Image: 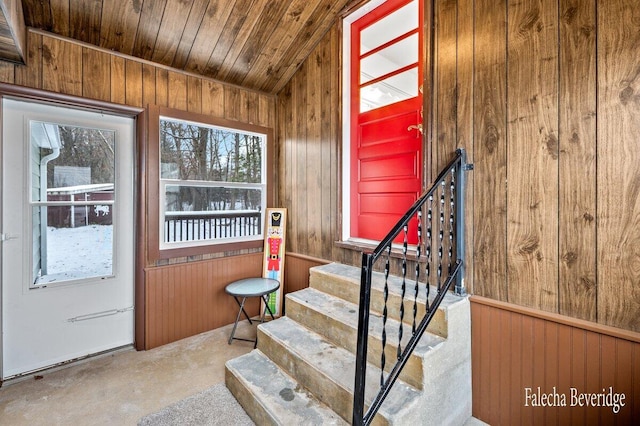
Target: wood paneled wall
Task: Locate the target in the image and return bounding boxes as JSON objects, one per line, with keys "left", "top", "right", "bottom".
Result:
{"left": 0, "top": 29, "right": 278, "bottom": 349}
{"left": 277, "top": 24, "right": 346, "bottom": 263}
{"left": 0, "top": 29, "right": 275, "bottom": 127}
{"left": 278, "top": 4, "right": 640, "bottom": 422}
{"left": 144, "top": 253, "right": 263, "bottom": 349}
{"left": 471, "top": 296, "right": 640, "bottom": 425}
{"left": 283, "top": 253, "right": 330, "bottom": 308}
{"left": 278, "top": 1, "right": 640, "bottom": 332}
{"left": 465, "top": 0, "right": 638, "bottom": 332}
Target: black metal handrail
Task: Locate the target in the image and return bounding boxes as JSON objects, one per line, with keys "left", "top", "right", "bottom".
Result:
{"left": 352, "top": 149, "right": 470, "bottom": 425}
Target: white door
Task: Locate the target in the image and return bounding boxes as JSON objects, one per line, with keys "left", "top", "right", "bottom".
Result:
{"left": 1, "top": 98, "right": 135, "bottom": 379}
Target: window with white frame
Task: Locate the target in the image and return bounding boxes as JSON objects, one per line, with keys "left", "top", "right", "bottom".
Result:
{"left": 159, "top": 116, "right": 267, "bottom": 249}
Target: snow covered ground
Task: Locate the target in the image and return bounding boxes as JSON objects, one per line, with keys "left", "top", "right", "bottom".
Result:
{"left": 36, "top": 225, "right": 113, "bottom": 284}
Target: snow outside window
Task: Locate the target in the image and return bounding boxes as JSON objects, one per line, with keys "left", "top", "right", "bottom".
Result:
{"left": 30, "top": 120, "right": 116, "bottom": 286}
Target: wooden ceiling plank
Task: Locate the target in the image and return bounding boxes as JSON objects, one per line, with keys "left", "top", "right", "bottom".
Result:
{"left": 268, "top": 0, "right": 350, "bottom": 93}
{"left": 242, "top": 0, "right": 319, "bottom": 91}
{"left": 171, "top": 0, "right": 210, "bottom": 70}
{"left": 182, "top": 0, "right": 236, "bottom": 76}
{"left": 21, "top": 0, "right": 348, "bottom": 94}
{"left": 69, "top": 0, "right": 102, "bottom": 45}
{"left": 50, "top": 0, "right": 70, "bottom": 37}
{"left": 131, "top": 0, "right": 167, "bottom": 60}
{"left": 99, "top": 0, "right": 142, "bottom": 54}
{"left": 213, "top": 0, "right": 271, "bottom": 83}
{"left": 150, "top": 0, "right": 194, "bottom": 66}
{"left": 202, "top": 0, "right": 256, "bottom": 78}
{"left": 221, "top": 0, "right": 291, "bottom": 85}
{"left": 21, "top": 0, "right": 53, "bottom": 31}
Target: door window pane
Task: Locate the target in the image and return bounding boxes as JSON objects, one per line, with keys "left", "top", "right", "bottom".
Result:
{"left": 30, "top": 121, "right": 116, "bottom": 286}
{"left": 360, "top": 33, "right": 418, "bottom": 84}
{"left": 34, "top": 206, "right": 113, "bottom": 285}
{"left": 360, "top": 1, "right": 418, "bottom": 54}
{"left": 360, "top": 67, "right": 419, "bottom": 112}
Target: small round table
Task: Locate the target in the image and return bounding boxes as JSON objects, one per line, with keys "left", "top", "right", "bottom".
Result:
{"left": 225, "top": 277, "right": 280, "bottom": 346}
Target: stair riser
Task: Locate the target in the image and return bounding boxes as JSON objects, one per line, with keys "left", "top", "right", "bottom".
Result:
{"left": 285, "top": 295, "right": 424, "bottom": 390}
{"left": 226, "top": 350, "right": 350, "bottom": 425}
{"left": 257, "top": 327, "right": 389, "bottom": 426}
{"left": 310, "top": 271, "right": 448, "bottom": 338}
{"left": 225, "top": 367, "right": 278, "bottom": 426}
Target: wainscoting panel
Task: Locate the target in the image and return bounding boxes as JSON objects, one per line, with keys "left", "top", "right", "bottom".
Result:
{"left": 471, "top": 296, "right": 640, "bottom": 425}
{"left": 144, "top": 253, "right": 263, "bottom": 349}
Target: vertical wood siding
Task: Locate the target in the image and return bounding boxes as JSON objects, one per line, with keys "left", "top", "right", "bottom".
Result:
{"left": 471, "top": 297, "right": 640, "bottom": 425}
{"left": 473, "top": 0, "right": 508, "bottom": 302}
{"left": 277, "top": 24, "right": 348, "bottom": 263}
{"left": 596, "top": 0, "right": 640, "bottom": 333}
{"left": 0, "top": 30, "right": 275, "bottom": 129}
{"left": 558, "top": 0, "right": 597, "bottom": 322}
{"left": 447, "top": 0, "right": 637, "bottom": 332}
{"left": 276, "top": 3, "right": 640, "bottom": 422}
{"left": 505, "top": 0, "right": 559, "bottom": 312}
{"left": 276, "top": 0, "right": 640, "bottom": 333}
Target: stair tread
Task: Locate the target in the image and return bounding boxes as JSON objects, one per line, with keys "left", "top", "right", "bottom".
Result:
{"left": 226, "top": 349, "right": 347, "bottom": 425}
{"left": 312, "top": 262, "right": 464, "bottom": 309}
{"left": 288, "top": 287, "right": 446, "bottom": 356}
{"left": 260, "top": 316, "right": 422, "bottom": 418}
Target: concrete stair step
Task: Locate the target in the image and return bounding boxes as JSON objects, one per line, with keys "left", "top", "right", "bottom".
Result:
{"left": 309, "top": 263, "right": 461, "bottom": 338}
{"left": 257, "top": 316, "right": 422, "bottom": 425}
{"left": 225, "top": 349, "right": 347, "bottom": 425}
{"left": 285, "top": 287, "right": 446, "bottom": 389}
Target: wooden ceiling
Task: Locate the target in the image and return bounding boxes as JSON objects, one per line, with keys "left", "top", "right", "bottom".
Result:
{"left": 18, "top": 0, "right": 358, "bottom": 94}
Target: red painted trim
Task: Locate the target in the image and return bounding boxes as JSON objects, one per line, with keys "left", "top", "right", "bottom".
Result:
{"left": 359, "top": 28, "right": 419, "bottom": 61}
{"left": 359, "top": 63, "right": 420, "bottom": 90}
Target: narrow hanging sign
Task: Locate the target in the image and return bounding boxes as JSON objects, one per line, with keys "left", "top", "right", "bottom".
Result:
{"left": 262, "top": 208, "right": 287, "bottom": 316}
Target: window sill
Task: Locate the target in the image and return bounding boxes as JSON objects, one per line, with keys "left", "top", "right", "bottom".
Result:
{"left": 156, "top": 239, "right": 263, "bottom": 261}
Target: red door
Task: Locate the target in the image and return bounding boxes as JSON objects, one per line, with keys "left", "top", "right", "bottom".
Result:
{"left": 350, "top": 0, "right": 423, "bottom": 242}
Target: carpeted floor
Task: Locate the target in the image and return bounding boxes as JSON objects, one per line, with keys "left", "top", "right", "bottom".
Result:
{"left": 138, "top": 383, "right": 254, "bottom": 426}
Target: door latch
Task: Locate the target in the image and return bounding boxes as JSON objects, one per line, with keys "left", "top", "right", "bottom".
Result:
{"left": 407, "top": 123, "right": 423, "bottom": 135}
{"left": 1, "top": 233, "right": 18, "bottom": 242}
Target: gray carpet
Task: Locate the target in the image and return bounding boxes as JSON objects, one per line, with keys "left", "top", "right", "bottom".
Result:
{"left": 138, "top": 383, "right": 255, "bottom": 426}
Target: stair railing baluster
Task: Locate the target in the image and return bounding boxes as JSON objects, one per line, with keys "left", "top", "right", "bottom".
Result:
{"left": 437, "top": 180, "right": 444, "bottom": 292}
{"left": 398, "top": 225, "right": 408, "bottom": 358}
{"left": 425, "top": 195, "right": 432, "bottom": 312}
{"left": 381, "top": 244, "right": 391, "bottom": 386}
{"left": 413, "top": 211, "right": 422, "bottom": 334}
{"left": 353, "top": 149, "right": 470, "bottom": 426}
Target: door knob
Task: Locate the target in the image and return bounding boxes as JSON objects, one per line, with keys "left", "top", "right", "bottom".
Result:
{"left": 407, "top": 123, "right": 423, "bottom": 135}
